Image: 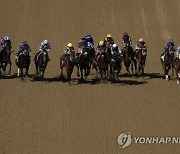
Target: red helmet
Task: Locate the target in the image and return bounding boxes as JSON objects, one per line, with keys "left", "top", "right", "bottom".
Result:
{"left": 123, "top": 32, "right": 128, "bottom": 37}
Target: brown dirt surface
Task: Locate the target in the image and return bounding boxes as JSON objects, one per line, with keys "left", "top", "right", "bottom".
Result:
{"left": 0, "top": 0, "right": 180, "bottom": 153}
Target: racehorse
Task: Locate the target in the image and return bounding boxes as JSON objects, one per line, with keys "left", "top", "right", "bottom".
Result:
{"left": 35, "top": 51, "right": 49, "bottom": 79}
{"left": 122, "top": 43, "right": 136, "bottom": 75}
{"left": 110, "top": 51, "right": 122, "bottom": 81}
{"left": 95, "top": 52, "right": 108, "bottom": 80}
{"left": 0, "top": 41, "right": 12, "bottom": 75}
{"left": 76, "top": 47, "right": 91, "bottom": 80}
{"left": 60, "top": 52, "right": 75, "bottom": 82}
{"left": 15, "top": 50, "right": 30, "bottom": 78}
{"left": 136, "top": 47, "right": 147, "bottom": 76}
{"left": 174, "top": 53, "right": 180, "bottom": 84}
{"left": 161, "top": 46, "right": 174, "bottom": 80}
{"left": 88, "top": 47, "right": 96, "bottom": 69}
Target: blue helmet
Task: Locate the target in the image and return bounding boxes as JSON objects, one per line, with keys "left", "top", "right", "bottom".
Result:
{"left": 22, "top": 41, "right": 27, "bottom": 45}
{"left": 169, "top": 39, "right": 174, "bottom": 45}
{"left": 85, "top": 34, "right": 92, "bottom": 39}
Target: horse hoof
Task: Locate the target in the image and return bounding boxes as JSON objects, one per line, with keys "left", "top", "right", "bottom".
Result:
{"left": 178, "top": 73, "right": 180, "bottom": 78}
{"left": 165, "top": 75, "right": 169, "bottom": 80}
{"left": 177, "top": 80, "right": 180, "bottom": 85}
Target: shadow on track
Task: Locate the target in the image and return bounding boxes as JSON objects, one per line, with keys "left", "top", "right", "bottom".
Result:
{"left": 0, "top": 74, "right": 17, "bottom": 79}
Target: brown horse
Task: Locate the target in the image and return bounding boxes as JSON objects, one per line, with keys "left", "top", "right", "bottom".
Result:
{"left": 122, "top": 43, "right": 136, "bottom": 75}
{"left": 136, "top": 48, "right": 147, "bottom": 76}
{"left": 16, "top": 50, "right": 31, "bottom": 78}
{"left": 95, "top": 52, "right": 108, "bottom": 80}
{"left": 161, "top": 46, "right": 174, "bottom": 80}
{"left": 110, "top": 51, "right": 122, "bottom": 81}
{"left": 174, "top": 54, "right": 180, "bottom": 84}
{"left": 0, "top": 41, "right": 12, "bottom": 75}
{"left": 60, "top": 52, "right": 75, "bottom": 82}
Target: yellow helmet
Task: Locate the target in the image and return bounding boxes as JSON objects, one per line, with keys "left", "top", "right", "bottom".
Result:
{"left": 67, "top": 43, "right": 73, "bottom": 48}
{"left": 107, "top": 34, "right": 112, "bottom": 38}
{"left": 99, "top": 41, "right": 104, "bottom": 46}
{"left": 138, "top": 38, "right": 144, "bottom": 42}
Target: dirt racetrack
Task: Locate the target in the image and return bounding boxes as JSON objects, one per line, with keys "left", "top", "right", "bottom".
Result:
{"left": 0, "top": 0, "right": 180, "bottom": 153}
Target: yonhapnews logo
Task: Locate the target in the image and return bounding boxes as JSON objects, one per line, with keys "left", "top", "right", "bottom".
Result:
{"left": 117, "top": 132, "right": 180, "bottom": 149}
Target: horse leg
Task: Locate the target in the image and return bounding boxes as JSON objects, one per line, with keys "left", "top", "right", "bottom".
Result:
{"left": 100, "top": 70, "right": 103, "bottom": 80}
{"left": 171, "top": 64, "right": 174, "bottom": 78}
{"left": 124, "top": 61, "right": 130, "bottom": 75}
{"left": 35, "top": 63, "right": 39, "bottom": 76}
{"left": 76, "top": 65, "right": 80, "bottom": 78}
{"left": 21, "top": 68, "right": 24, "bottom": 79}
{"left": 17, "top": 68, "right": 20, "bottom": 77}
{"left": 25, "top": 67, "right": 29, "bottom": 77}
{"left": 60, "top": 67, "right": 64, "bottom": 78}
{"left": 9, "top": 62, "right": 12, "bottom": 74}
{"left": 165, "top": 65, "right": 169, "bottom": 80}
{"left": 80, "top": 68, "right": 83, "bottom": 80}
{"left": 177, "top": 71, "right": 180, "bottom": 84}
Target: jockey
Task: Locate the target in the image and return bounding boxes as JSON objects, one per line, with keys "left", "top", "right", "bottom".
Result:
{"left": 175, "top": 46, "right": 180, "bottom": 60}
{"left": 0, "top": 35, "right": 11, "bottom": 52}
{"left": 17, "top": 41, "right": 31, "bottom": 55}
{"left": 63, "top": 43, "right": 75, "bottom": 64}
{"left": 111, "top": 44, "right": 122, "bottom": 56}
{"left": 164, "top": 39, "right": 175, "bottom": 53}
{"left": 122, "top": 32, "right": 132, "bottom": 48}
{"left": 104, "top": 34, "right": 114, "bottom": 47}
{"left": 16, "top": 41, "right": 31, "bottom": 61}
{"left": 135, "top": 38, "right": 147, "bottom": 50}
{"left": 97, "top": 40, "right": 106, "bottom": 54}
{"left": 64, "top": 42, "right": 75, "bottom": 55}
{"left": 35, "top": 40, "right": 51, "bottom": 61}
{"left": 93, "top": 40, "right": 106, "bottom": 68}
{"left": 83, "top": 34, "right": 94, "bottom": 49}
{"left": 135, "top": 38, "right": 147, "bottom": 59}
{"left": 161, "top": 39, "right": 175, "bottom": 61}
{"left": 39, "top": 40, "right": 51, "bottom": 52}
{"left": 77, "top": 40, "right": 84, "bottom": 54}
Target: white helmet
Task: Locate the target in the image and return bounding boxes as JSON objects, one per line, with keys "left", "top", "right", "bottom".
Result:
{"left": 4, "top": 36, "right": 10, "bottom": 41}
{"left": 113, "top": 44, "right": 117, "bottom": 48}
{"left": 43, "top": 40, "right": 48, "bottom": 44}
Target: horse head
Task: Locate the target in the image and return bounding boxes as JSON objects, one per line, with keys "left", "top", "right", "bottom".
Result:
{"left": 169, "top": 46, "right": 174, "bottom": 55}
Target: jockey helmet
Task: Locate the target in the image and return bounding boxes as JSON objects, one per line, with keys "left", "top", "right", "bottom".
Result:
{"left": 4, "top": 36, "right": 10, "bottom": 41}
{"left": 123, "top": 32, "right": 128, "bottom": 37}
{"left": 138, "top": 38, "right": 144, "bottom": 42}
{"left": 43, "top": 40, "right": 49, "bottom": 45}
{"left": 112, "top": 44, "right": 117, "bottom": 48}
{"left": 107, "top": 34, "right": 112, "bottom": 38}
{"left": 85, "top": 34, "right": 92, "bottom": 38}
{"left": 67, "top": 42, "right": 73, "bottom": 48}
{"left": 99, "top": 41, "right": 104, "bottom": 46}
{"left": 22, "top": 41, "right": 27, "bottom": 45}
{"left": 169, "top": 39, "right": 174, "bottom": 45}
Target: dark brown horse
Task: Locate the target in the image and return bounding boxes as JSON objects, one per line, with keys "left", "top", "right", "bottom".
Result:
{"left": 110, "top": 51, "right": 122, "bottom": 81}
{"left": 76, "top": 47, "right": 91, "bottom": 80}
{"left": 60, "top": 52, "right": 75, "bottom": 82}
{"left": 174, "top": 53, "right": 180, "bottom": 84}
{"left": 35, "top": 51, "right": 49, "bottom": 79}
{"left": 122, "top": 43, "right": 136, "bottom": 75}
{"left": 0, "top": 41, "right": 12, "bottom": 75}
{"left": 136, "top": 48, "right": 147, "bottom": 76}
{"left": 161, "top": 46, "right": 174, "bottom": 80}
{"left": 16, "top": 50, "right": 30, "bottom": 78}
{"left": 95, "top": 52, "right": 108, "bottom": 80}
